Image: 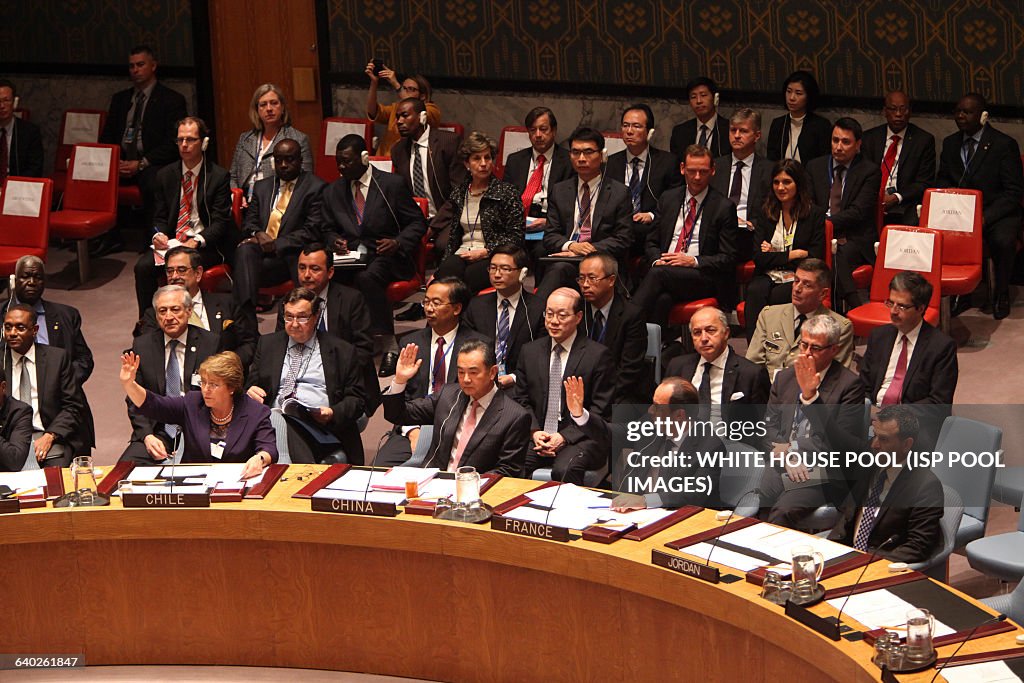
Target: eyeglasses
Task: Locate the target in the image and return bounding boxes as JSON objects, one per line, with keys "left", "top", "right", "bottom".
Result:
{"left": 488, "top": 265, "right": 520, "bottom": 274}
{"left": 199, "top": 379, "right": 224, "bottom": 390}
{"left": 423, "top": 299, "right": 451, "bottom": 310}
{"left": 544, "top": 310, "right": 574, "bottom": 322}
{"left": 569, "top": 148, "right": 600, "bottom": 157}
{"left": 165, "top": 266, "right": 193, "bottom": 275}
{"left": 798, "top": 341, "right": 833, "bottom": 353}
{"left": 575, "top": 274, "right": 612, "bottom": 285}
{"left": 176, "top": 136, "right": 200, "bottom": 145}
{"left": 283, "top": 315, "right": 312, "bottom": 324}
{"left": 883, "top": 299, "right": 917, "bottom": 312}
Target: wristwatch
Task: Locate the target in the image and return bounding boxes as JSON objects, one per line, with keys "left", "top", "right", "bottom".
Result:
{"left": 138, "top": 158, "right": 150, "bottom": 171}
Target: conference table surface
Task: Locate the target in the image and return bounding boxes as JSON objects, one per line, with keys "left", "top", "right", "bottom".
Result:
{"left": 0, "top": 465, "right": 1019, "bottom": 682}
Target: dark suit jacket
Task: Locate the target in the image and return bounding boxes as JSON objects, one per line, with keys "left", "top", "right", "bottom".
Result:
{"left": 151, "top": 160, "right": 233, "bottom": 253}
{"left": 583, "top": 295, "right": 650, "bottom": 405}
{"left": 766, "top": 112, "right": 833, "bottom": 164}
{"left": 463, "top": 289, "right": 545, "bottom": 379}
{"left": 2, "top": 298, "right": 94, "bottom": 385}
{"left": 397, "top": 324, "right": 488, "bottom": 400}
{"left": 100, "top": 82, "right": 188, "bottom": 168}
{"left": 383, "top": 384, "right": 531, "bottom": 477}
{"left": 511, "top": 334, "right": 615, "bottom": 445}
{"left": 320, "top": 168, "right": 427, "bottom": 267}
{"left": 645, "top": 185, "right": 738, "bottom": 298}
{"left": 751, "top": 204, "right": 826, "bottom": 275}
{"left": 605, "top": 146, "right": 683, "bottom": 218}
{"left": 503, "top": 145, "right": 575, "bottom": 218}
{"left": 937, "top": 124, "right": 1024, "bottom": 228}
{"left": 0, "top": 397, "right": 33, "bottom": 472}
{"left": 137, "top": 390, "right": 277, "bottom": 464}
{"left": 8, "top": 118, "right": 44, "bottom": 177}
{"left": 861, "top": 123, "right": 936, "bottom": 225}
{"left": 665, "top": 346, "right": 770, "bottom": 423}
{"left": 274, "top": 283, "right": 379, "bottom": 415}
{"left": 139, "top": 291, "right": 257, "bottom": 369}
{"left": 542, "top": 176, "right": 634, "bottom": 259}
{"left": 247, "top": 331, "right": 366, "bottom": 464}
{"left": 829, "top": 465, "right": 944, "bottom": 563}
{"left": 5, "top": 344, "right": 90, "bottom": 454}
{"left": 711, "top": 153, "right": 773, "bottom": 224}
{"left": 243, "top": 171, "right": 325, "bottom": 253}
{"left": 807, "top": 154, "right": 882, "bottom": 261}
{"left": 670, "top": 114, "right": 731, "bottom": 161}
{"left": 127, "top": 325, "right": 219, "bottom": 447}
{"left": 442, "top": 175, "right": 525, "bottom": 257}
{"left": 390, "top": 127, "right": 465, "bottom": 210}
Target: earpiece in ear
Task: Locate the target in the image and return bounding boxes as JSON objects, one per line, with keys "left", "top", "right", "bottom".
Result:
{"left": 360, "top": 150, "right": 370, "bottom": 165}
{"left": 419, "top": 110, "right": 427, "bottom": 126}
{"left": 9, "top": 275, "right": 15, "bottom": 291}
{"left": 713, "top": 92, "right": 720, "bottom": 107}
{"left": 13, "top": 96, "right": 19, "bottom": 110}
{"left": 201, "top": 137, "right": 209, "bottom": 152}
{"left": 980, "top": 111, "right": 990, "bottom": 126}
{"left": 602, "top": 148, "right": 608, "bottom": 163}
{"left": 519, "top": 266, "right": 528, "bottom": 283}
{"left": 647, "top": 128, "right": 656, "bottom": 143}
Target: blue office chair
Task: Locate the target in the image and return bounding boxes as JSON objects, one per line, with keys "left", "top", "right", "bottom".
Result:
{"left": 966, "top": 492, "right": 1024, "bottom": 582}
{"left": 721, "top": 441, "right": 763, "bottom": 517}
{"left": 993, "top": 467, "right": 1024, "bottom": 509}
{"left": 909, "top": 485, "right": 963, "bottom": 582}
{"left": 982, "top": 580, "right": 1024, "bottom": 626}
{"left": 931, "top": 416, "right": 1000, "bottom": 549}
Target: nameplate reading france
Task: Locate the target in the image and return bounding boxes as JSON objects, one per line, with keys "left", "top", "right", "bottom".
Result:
{"left": 0, "top": 497, "right": 21, "bottom": 514}
{"left": 490, "top": 515, "right": 571, "bottom": 542}
{"left": 122, "top": 492, "right": 211, "bottom": 508}
{"left": 651, "top": 549, "right": 721, "bottom": 583}
{"left": 310, "top": 497, "right": 398, "bottom": 517}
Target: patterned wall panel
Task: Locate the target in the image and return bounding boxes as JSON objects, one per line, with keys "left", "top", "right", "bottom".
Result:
{"left": 327, "top": 0, "right": 1023, "bottom": 106}
{"left": 4, "top": 1, "right": 193, "bottom": 67}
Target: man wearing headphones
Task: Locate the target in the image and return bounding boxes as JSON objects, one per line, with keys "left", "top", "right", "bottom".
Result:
{"left": 0, "top": 79, "right": 44, "bottom": 179}
{"left": 605, "top": 103, "right": 682, "bottom": 255}
{"left": 937, "top": 93, "right": 1024, "bottom": 320}
{"left": 320, "top": 134, "right": 427, "bottom": 375}
{"left": 133, "top": 116, "right": 232, "bottom": 317}
{"left": 669, "top": 77, "right": 730, "bottom": 162}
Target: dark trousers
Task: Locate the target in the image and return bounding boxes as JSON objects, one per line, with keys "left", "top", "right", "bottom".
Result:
{"left": 434, "top": 255, "right": 491, "bottom": 294}
{"left": 134, "top": 247, "right": 223, "bottom": 316}
{"left": 985, "top": 216, "right": 1019, "bottom": 296}
{"left": 337, "top": 254, "right": 412, "bottom": 336}
{"left": 834, "top": 241, "right": 874, "bottom": 311}
{"left": 119, "top": 437, "right": 173, "bottom": 465}
{"left": 534, "top": 261, "right": 581, "bottom": 307}
{"left": 744, "top": 276, "right": 794, "bottom": 341}
{"left": 374, "top": 430, "right": 412, "bottom": 467}
{"left": 523, "top": 438, "right": 602, "bottom": 485}
{"left": 632, "top": 265, "right": 717, "bottom": 327}
{"left": 232, "top": 243, "right": 297, "bottom": 307}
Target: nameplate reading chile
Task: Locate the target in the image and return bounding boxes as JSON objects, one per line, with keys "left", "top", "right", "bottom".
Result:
{"left": 490, "top": 515, "right": 571, "bottom": 542}
{"left": 310, "top": 497, "right": 398, "bottom": 517}
{"left": 651, "top": 549, "right": 721, "bottom": 583}
{"left": 122, "top": 492, "right": 211, "bottom": 508}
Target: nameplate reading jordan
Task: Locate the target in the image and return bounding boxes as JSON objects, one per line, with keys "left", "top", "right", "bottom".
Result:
{"left": 0, "top": 497, "right": 21, "bottom": 514}
{"left": 121, "top": 492, "right": 211, "bottom": 508}
{"left": 651, "top": 549, "right": 720, "bottom": 583}
{"left": 490, "top": 515, "right": 571, "bottom": 542}
{"left": 310, "top": 497, "right": 398, "bottom": 517}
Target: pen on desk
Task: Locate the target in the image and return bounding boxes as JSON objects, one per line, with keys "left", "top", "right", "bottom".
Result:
{"left": 12, "top": 488, "right": 39, "bottom": 497}
{"left": 129, "top": 480, "right": 168, "bottom": 485}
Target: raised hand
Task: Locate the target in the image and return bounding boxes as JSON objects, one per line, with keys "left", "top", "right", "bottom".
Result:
{"left": 564, "top": 376, "right": 585, "bottom": 418}
{"left": 120, "top": 352, "right": 141, "bottom": 385}
{"left": 394, "top": 343, "right": 422, "bottom": 384}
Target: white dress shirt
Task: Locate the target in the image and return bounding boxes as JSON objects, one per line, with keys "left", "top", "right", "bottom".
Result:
{"left": 10, "top": 345, "right": 42, "bottom": 431}
{"left": 409, "top": 125, "right": 435, "bottom": 215}
{"left": 668, "top": 187, "right": 708, "bottom": 259}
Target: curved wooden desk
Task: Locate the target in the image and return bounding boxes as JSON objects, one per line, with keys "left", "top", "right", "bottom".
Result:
{"left": 0, "top": 468, "right": 1017, "bottom": 682}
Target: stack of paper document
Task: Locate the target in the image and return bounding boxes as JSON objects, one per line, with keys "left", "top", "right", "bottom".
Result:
{"left": 0, "top": 469, "right": 48, "bottom": 496}
{"left": 941, "top": 662, "right": 1022, "bottom": 683}
{"left": 316, "top": 469, "right": 405, "bottom": 505}
{"left": 501, "top": 483, "right": 631, "bottom": 530}
{"left": 371, "top": 467, "right": 438, "bottom": 492}
{"left": 824, "top": 589, "right": 956, "bottom": 636}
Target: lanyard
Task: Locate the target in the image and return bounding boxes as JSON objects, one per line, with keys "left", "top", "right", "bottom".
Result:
{"left": 679, "top": 193, "right": 709, "bottom": 252}
{"left": 463, "top": 187, "right": 483, "bottom": 244}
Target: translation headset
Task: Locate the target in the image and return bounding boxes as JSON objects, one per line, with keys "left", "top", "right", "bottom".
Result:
{"left": 360, "top": 150, "right": 370, "bottom": 165}
{"left": 980, "top": 110, "right": 990, "bottom": 126}
{"left": 647, "top": 128, "right": 656, "bottom": 142}
{"left": 713, "top": 92, "right": 720, "bottom": 107}
{"left": 13, "top": 96, "right": 19, "bottom": 110}
{"left": 419, "top": 110, "right": 427, "bottom": 126}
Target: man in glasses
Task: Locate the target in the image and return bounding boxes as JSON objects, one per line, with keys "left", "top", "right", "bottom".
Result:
{"left": 859, "top": 271, "right": 956, "bottom": 451}
{"left": 120, "top": 285, "right": 218, "bottom": 464}
{"left": 463, "top": 246, "right": 545, "bottom": 389}
{"left": 758, "top": 314, "right": 865, "bottom": 529}
{"left": 133, "top": 116, "right": 232, "bottom": 317}
{"left": 135, "top": 246, "right": 257, "bottom": 368}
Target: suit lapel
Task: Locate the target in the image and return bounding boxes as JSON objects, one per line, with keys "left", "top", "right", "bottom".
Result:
{"left": 721, "top": 348, "right": 738, "bottom": 403}
{"left": 463, "top": 391, "right": 502, "bottom": 457}
{"left": 902, "top": 324, "right": 929, "bottom": 392}
{"left": 267, "top": 333, "right": 288, "bottom": 397}
{"left": 966, "top": 128, "right": 995, "bottom": 181}
{"left": 281, "top": 173, "right": 308, "bottom": 234}
{"left": 662, "top": 191, "right": 684, "bottom": 249}
{"left": 183, "top": 327, "right": 201, "bottom": 388}
{"left": 875, "top": 326, "right": 899, "bottom": 396}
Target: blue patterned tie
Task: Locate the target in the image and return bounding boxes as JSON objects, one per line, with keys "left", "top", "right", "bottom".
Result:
{"left": 628, "top": 157, "right": 642, "bottom": 212}
{"left": 496, "top": 299, "right": 511, "bottom": 372}
{"left": 165, "top": 340, "right": 181, "bottom": 439}
{"left": 854, "top": 472, "right": 888, "bottom": 551}
{"left": 278, "top": 343, "right": 305, "bottom": 405}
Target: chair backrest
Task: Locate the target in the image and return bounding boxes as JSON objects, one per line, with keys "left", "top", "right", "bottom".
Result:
{"left": 720, "top": 441, "right": 764, "bottom": 510}
{"left": 932, "top": 416, "right": 1001, "bottom": 525}
{"left": 55, "top": 109, "right": 107, "bottom": 173}
{"left": 0, "top": 176, "right": 53, "bottom": 251}
{"left": 438, "top": 122, "right": 464, "bottom": 139}
{"left": 498, "top": 126, "right": 531, "bottom": 170}
{"left": 645, "top": 323, "right": 661, "bottom": 384}
{"left": 868, "top": 225, "right": 942, "bottom": 310}
{"left": 230, "top": 187, "right": 244, "bottom": 229}
{"left": 64, "top": 144, "right": 118, "bottom": 213}
{"left": 317, "top": 118, "right": 374, "bottom": 183}
{"left": 931, "top": 485, "right": 964, "bottom": 568}
{"left": 603, "top": 131, "right": 626, "bottom": 157}
{"left": 919, "top": 188, "right": 983, "bottom": 267}
{"left": 369, "top": 156, "right": 393, "bottom": 173}
{"left": 413, "top": 196, "right": 429, "bottom": 219}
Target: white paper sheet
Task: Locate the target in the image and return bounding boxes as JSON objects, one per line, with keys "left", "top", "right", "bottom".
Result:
{"left": 325, "top": 469, "right": 381, "bottom": 492}
{"left": 324, "top": 121, "right": 364, "bottom": 155}
{"left": 2, "top": 180, "right": 44, "bottom": 217}
{"left": 417, "top": 478, "right": 458, "bottom": 500}
{"left": 371, "top": 466, "right": 438, "bottom": 492}
{"left": 720, "top": 524, "right": 853, "bottom": 565}
{"left": 368, "top": 158, "right": 392, "bottom": 173}
{"left": 941, "top": 661, "right": 1021, "bottom": 683}
{"left": 128, "top": 466, "right": 165, "bottom": 481}
{"left": 525, "top": 483, "right": 606, "bottom": 509}
{"left": 0, "top": 469, "right": 47, "bottom": 492}
{"left": 63, "top": 112, "right": 102, "bottom": 145}
{"left": 679, "top": 541, "right": 769, "bottom": 573}
{"left": 312, "top": 488, "right": 405, "bottom": 505}
{"left": 824, "top": 589, "right": 955, "bottom": 637}
{"left": 924, "top": 191, "right": 977, "bottom": 233}
{"left": 883, "top": 230, "right": 935, "bottom": 272}
{"left": 71, "top": 145, "right": 112, "bottom": 181}
{"left": 502, "top": 504, "right": 605, "bottom": 530}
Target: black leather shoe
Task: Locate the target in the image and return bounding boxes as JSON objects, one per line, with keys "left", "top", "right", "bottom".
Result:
{"left": 950, "top": 295, "right": 972, "bottom": 317}
{"left": 994, "top": 293, "right": 1011, "bottom": 320}
{"left": 396, "top": 303, "right": 425, "bottom": 321}
{"left": 378, "top": 351, "right": 399, "bottom": 377}
{"left": 89, "top": 234, "right": 124, "bottom": 257}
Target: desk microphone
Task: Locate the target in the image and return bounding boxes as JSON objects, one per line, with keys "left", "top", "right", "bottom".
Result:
{"left": 360, "top": 461, "right": 376, "bottom": 502}
{"left": 833, "top": 534, "right": 900, "bottom": 633}
{"left": 168, "top": 429, "right": 182, "bottom": 488}
{"left": 926, "top": 612, "right": 1008, "bottom": 683}
{"left": 705, "top": 487, "right": 760, "bottom": 568}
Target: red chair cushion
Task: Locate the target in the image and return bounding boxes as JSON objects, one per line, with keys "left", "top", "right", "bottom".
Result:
{"left": 852, "top": 265, "right": 873, "bottom": 290}
{"left": 940, "top": 264, "right": 983, "bottom": 297}
{"left": 387, "top": 276, "right": 424, "bottom": 303}
{"left": 849, "top": 302, "right": 940, "bottom": 337}
{"left": 201, "top": 264, "right": 232, "bottom": 293}
{"left": 738, "top": 260, "right": 755, "bottom": 283}
{"left": 260, "top": 280, "right": 294, "bottom": 298}
{"left": 118, "top": 184, "right": 143, "bottom": 207}
{"left": 737, "top": 301, "right": 745, "bottom": 327}
{"left": 50, "top": 210, "right": 117, "bottom": 239}
{"left": 667, "top": 298, "right": 719, "bottom": 325}
{"left": 0, "top": 248, "right": 45, "bottom": 275}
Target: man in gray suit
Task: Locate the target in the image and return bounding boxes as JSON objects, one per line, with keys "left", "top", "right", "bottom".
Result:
{"left": 747, "top": 258, "right": 853, "bottom": 381}
{"left": 758, "top": 314, "right": 866, "bottom": 529}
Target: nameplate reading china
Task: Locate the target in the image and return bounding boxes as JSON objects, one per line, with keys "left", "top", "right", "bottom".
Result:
{"left": 310, "top": 497, "right": 398, "bottom": 517}
{"left": 490, "top": 515, "right": 571, "bottom": 542}
{"left": 122, "top": 492, "right": 211, "bottom": 508}
{"left": 0, "top": 497, "right": 21, "bottom": 514}
{"left": 651, "top": 549, "right": 721, "bottom": 583}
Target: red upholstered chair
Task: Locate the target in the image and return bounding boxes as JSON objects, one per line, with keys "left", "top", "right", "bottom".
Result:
{"left": 316, "top": 118, "right": 375, "bottom": 183}
{"left": 49, "top": 144, "right": 119, "bottom": 283}
{"left": 259, "top": 280, "right": 295, "bottom": 299}
{"left": 387, "top": 197, "right": 431, "bottom": 303}
{"left": 51, "top": 109, "right": 107, "bottom": 196}
{"left": 0, "top": 177, "right": 53, "bottom": 275}
{"left": 437, "top": 122, "right": 464, "bottom": 139}
{"left": 667, "top": 298, "right": 720, "bottom": 326}
{"left": 846, "top": 226, "right": 943, "bottom": 338}
{"left": 496, "top": 126, "right": 530, "bottom": 179}
{"left": 919, "top": 188, "right": 983, "bottom": 325}
{"left": 198, "top": 188, "right": 244, "bottom": 294}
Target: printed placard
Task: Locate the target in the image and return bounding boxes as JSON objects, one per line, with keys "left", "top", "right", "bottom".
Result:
{"left": 324, "top": 121, "right": 364, "bottom": 156}
{"left": 369, "top": 158, "right": 393, "bottom": 173}
{"left": 926, "top": 192, "right": 976, "bottom": 233}
{"left": 2, "top": 180, "right": 44, "bottom": 217}
{"left": 883, "top": 230, "right": 935, "bottom": 272}
{"left": 63, "top": 112, "right": 102, "bottom": 145}
{"left": 500, "top": 130, "right": 531, "bottom": 166}
{"left": 71, "top": 146, "right": 112, "bottom": 182}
